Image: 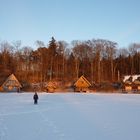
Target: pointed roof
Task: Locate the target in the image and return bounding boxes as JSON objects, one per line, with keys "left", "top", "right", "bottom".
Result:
{"left": 134, "top": 77, "right": 140, "bottom": 85}
{"left": 74, "top": 75, "right": 91, "bottom": 88}
{"left": 123, "top": 75, "right": 140, "bottom": 82}
{"left": 47, "top": 81, "right": 56, "bottom": 89}
{"left": 2, "top": 74, "right": 22, "bottom": 88}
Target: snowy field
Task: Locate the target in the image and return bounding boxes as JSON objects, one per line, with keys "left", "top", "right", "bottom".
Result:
{"left": 0, "top": 92, "right": 140, "bottom": 140}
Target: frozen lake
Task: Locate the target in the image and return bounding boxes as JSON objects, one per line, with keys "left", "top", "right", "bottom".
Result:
{"left": 0, "top": 92, "right": 140, "bottom": 140}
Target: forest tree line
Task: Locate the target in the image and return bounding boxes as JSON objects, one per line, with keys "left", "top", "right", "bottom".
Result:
{"left": 0, "top": 37, "right": 140, "bottom": 87}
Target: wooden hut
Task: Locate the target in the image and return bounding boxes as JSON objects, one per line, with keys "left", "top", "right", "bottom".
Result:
{"left": 46, "top": 81, "right": 56, "bottom": 93}
{"left": 1, "top": 74, "right": 22, "bottom": 92}
{"left": 123, "top": 75, "right": 140, "bottom": 93}
{"left": 122, "top": 78, "right": 132, "bottom": 92}
{"left": 74, "top": 75, "right": 91, "bottom": 92}
{"left": 123, "top": 82, "right": 132, "bottom": 92}
{"left": 133, "top": 77, "right": 140, "bottom": 92}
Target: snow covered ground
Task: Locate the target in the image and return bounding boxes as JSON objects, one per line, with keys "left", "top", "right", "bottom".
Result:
{"left": 0, "top": 92, "right": 140, "bottom": 140}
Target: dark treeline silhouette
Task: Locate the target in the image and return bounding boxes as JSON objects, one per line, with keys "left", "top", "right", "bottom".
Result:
{"left": 0, "top": 37, "right": 140, "bottom": 89}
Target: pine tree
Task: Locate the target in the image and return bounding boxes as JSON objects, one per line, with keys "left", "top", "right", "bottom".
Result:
{"left": 48, "top": 37, "right": 58, "bottom": 80}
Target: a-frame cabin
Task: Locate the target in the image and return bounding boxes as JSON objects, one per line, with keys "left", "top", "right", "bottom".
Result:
{"left": 74, "top": 75, "right": 91, "bottom": 92}
{"left": 1, "top": 74, "right": 22, "bottom": 92}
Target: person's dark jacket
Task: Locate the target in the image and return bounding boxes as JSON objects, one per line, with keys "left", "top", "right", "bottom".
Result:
{"left": 33, "top": 93, "right": 38, "bottom": 104}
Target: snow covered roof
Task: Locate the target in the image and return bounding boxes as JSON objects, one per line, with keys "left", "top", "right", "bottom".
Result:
{"left": 123, "top": 75, "right": 140, "bottom": 83}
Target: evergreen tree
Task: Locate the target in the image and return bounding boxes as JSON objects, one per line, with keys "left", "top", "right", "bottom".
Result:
{"left": 48, "top": 37, "right": 58, "bottom": 80}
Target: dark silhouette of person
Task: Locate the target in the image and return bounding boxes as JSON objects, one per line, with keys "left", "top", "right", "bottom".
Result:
{"left": 33, "top": 92, "right": 38, "bottom": 104}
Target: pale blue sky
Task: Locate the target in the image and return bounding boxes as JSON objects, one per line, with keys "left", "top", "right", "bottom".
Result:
{"left": 0, "top": 0, "right": 140, "bottom": 48}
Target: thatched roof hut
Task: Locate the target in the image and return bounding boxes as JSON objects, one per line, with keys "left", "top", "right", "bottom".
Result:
{"left": 74, "top": 75, "right": 91, "bottom": 92}
{"left": 1, "top": 74, "right": 22, "bottom": 92}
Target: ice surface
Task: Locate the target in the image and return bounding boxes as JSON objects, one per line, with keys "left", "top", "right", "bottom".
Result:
{"left": 0, "top": 92, "right": 140, "bottom": 140}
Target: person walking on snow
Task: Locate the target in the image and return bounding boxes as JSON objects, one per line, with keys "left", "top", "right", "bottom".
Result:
{"left": 33, "top": 92, "right": 39, "bottom": 104}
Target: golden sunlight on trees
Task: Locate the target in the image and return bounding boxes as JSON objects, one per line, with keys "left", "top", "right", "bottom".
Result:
{"left": 0, "top": 38, "right": 140, "bottom": 91}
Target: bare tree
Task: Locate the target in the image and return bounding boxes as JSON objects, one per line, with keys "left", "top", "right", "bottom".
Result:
{"left": 57, "top": 41, "right": 68, "bottom": 80}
